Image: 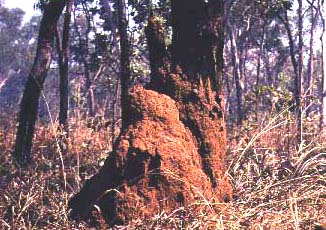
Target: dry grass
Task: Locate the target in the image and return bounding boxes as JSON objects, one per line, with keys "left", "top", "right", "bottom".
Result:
{"left": 227, "top": 109, "right": 326, "bottom": 229}
{"left": 0, "top": 109, "right": 325, "bottom": 229}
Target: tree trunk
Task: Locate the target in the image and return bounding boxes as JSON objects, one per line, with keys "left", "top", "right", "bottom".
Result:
{"left": 306, "top": 0, "right": 318, "bottom": 116}
{"left": 255, "top": 20, "right": 266, "bottom": 119}
{"left": 99, "top": 0, "right": 120, "bottom": 145}
{"left": 297, "top": 0, "right": 303, "bottom": 142}
{"left": 82, "top": 3, "right": 95, "bottom": 117}
{"left": 228, "top": 26, "right": 243, "bottom": 125}
{"left": 13, "top": 1, "right": 65, "bottom": 166}
{"left": 69, "top": 0, "right": 232, "bottom": 225}
{"left": 319, "top": 0, "right": 326, "bottom": 128}
{"left": 278, "top": 11, "right": 301, "bottom": 142}
{"left": 57, "top": 0, "right": 73, "bottom": 130}
{"left": 116, "top": 0, "right": 131, "bottom": 129}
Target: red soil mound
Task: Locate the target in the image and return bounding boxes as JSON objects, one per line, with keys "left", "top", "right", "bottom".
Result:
{"left": 69, "top": 85, "right": 232, "bottom": 224}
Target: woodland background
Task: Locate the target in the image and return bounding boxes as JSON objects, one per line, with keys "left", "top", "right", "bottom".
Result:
{"left": 0, "top": 0, "right": 326, "bottom": 229}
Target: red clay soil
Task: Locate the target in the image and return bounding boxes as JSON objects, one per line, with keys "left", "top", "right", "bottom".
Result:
{"left": 69, "top": 84, "right": 232, "bottom": 225}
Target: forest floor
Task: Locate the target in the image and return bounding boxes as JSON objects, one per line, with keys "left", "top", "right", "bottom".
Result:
{"left": 0, "top": 110, "right": 325, "bottom": 229}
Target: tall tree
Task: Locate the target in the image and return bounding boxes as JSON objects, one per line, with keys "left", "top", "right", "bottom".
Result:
{"left": 277, "top": 1, "right": 303, "bottom": 142}
{"left": 228, "top": 25, "right": 243, "bottom": 125}
{"left": 319, "top": 0, "right": 326, "bottom": 128}
{"left": 305, "top": 0, "right": 319, "bottom": 116}
{"left": 13, "top": 1, "right": 65, "bottom": 166}
{"left": 297, "top": 0, "right": 303, "bottom": 141}
{"left": 56, "top": 0, "right": 74, "bottom": 130}
{"left": 116, "top": 0, "right": 131, "bottom": 129}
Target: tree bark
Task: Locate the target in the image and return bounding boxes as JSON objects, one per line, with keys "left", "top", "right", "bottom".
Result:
{"left": 116, "top": 0, "right": 131, "bottom": 129}
{"left": 255, "top": 19, "right": 266, "bottom": 118}
{"left": 82, "top": 2, "right": 95, "bottom": 117}
{"left": 13, "top": 1, "right": 65, "bottom": 166}
{"left": 319, "top": 0, "right": 326, "bottom": 128}
{"left": 99, "top": 0, "right": 120, "bottom": 145}
{"left": 297, "top": 0, "right": 303, "bottom": 142}
{"left": 228, "top": 26, "right": 243, "bottom": 125}
{"left": 306, "top": 0, "right": 318, "bottom": 116}
{"left": 56, "top": 0, "right": 73, "bottom": 130}
{"left": 278, "top": 11, "right": 302, "bottom": 142}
